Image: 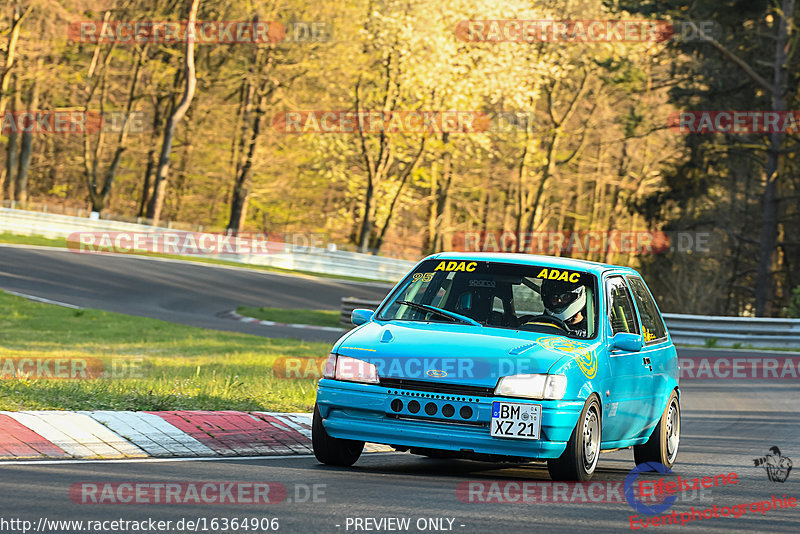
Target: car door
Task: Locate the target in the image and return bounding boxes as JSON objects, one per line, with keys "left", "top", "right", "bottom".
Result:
{"left": 626, "top": 275, "right": 674, "bottom": 430}
{"left": 602, "top": 275, "right": 655, "bottom": 443}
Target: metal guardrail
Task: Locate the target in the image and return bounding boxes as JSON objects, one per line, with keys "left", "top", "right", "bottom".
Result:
{"left": 0, "top": 208, "right": 415, "bottom": 282}
{"left": 339, "top": 298, "right": 800, "bottom": 349}
{"left": 662, "top": 313, "right": 800, "bottom": 349}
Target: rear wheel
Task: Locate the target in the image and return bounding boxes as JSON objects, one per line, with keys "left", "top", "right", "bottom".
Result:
{"left": 634, "top": 390, "right": 680, "bottom": 468}
{"left": 312, "top": 404, "right": 364, "bottom": 466}
{"left": 547, "top": 395, "right": 601, "bottom": 481}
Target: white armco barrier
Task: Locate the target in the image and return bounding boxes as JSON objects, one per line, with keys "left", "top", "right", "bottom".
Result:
{"left": 0, "top": 207, "right": 414, "bottom": 282}
{"left": 662, "top": 313, "right": 800, "bottom": 349}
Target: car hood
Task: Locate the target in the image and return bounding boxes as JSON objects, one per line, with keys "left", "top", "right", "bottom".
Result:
{"left": 333, "top": 321, "right": 599, "bottom": 388}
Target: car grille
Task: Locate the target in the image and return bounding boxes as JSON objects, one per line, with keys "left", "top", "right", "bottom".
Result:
{"left": 379, "top": 378, "right": 495, "bottom": 397}
{"left": 386, "top": 414, "right": 486, "bottom": 427}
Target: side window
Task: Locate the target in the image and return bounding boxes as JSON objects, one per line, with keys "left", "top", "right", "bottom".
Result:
{"left": 627, "top": 276, "right": 667, "bottom": 342}
{"left": 511, "top": 279, "right": 543, "bottom": 315}
{"left": 606, "top": 276, "right": 639, "bottom": 335}
{"left": 491, "top": 296, "right": 505, "bottom": 313}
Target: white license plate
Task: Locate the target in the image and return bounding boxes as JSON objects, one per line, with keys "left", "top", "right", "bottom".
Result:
{"left": 490, "top": 402, "right": 541, "bottom": 440}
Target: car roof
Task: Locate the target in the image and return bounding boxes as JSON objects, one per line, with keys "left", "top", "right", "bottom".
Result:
{"left": 425, "top": 252, "right": 639, "bottom": 277}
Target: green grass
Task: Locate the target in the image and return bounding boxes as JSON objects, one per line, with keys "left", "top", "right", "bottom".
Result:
{"left": 237, "top": 306, "right": 343, "bottom": 328}
{"left": 0, "top": 232, "right": 67, "bottom": 247}
{"left": 0, "top": 291, "right": 330, "bottom": 412}
{"left": 0, "top": 231, "right": 387, "bottom": 283}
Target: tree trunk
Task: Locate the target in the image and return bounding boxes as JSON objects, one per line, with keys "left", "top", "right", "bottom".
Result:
{"left": 0, "top": 3, "right": 29, "bottom": 118}
{"left": 523, "top": 131, "right": 559, "bottom": 237}
{"left": 514, "top": 126, "right": 534, "bottom": 251}
{"left": 354, "top": 64, "right": 394, "bottom": 252}
{"left": 0, "top": 4, "right": 29, "bottom": 202}
{"left": 227, "top": 43, "right": 273, "bottom": 233}
{"left": 139, "top": 97, "right": 166, "bottom": 217}
{"left": 146, "top": 0, "right": 200, "bottom": 226}
{"left": 357, "top": 174, "right": 375, "bottom": 252}
{"left": 227, "top": 90, "right": 268, "bottom": 233}
{"left": 2, "top": 75, "right": 20, "bottom": 202}
{"left": 754, "top": 0, "right": 792, "bottom": 316}
{"left": 88, "top": 44, "right": 147, "bottom": 214}
{"left": 424, "top": 132, "right": 453, "bottom": 254}
{"left": 372, "top": 136, "right": 426, "bottom": 252}
{"left": 15, "top": 68, "right": 41, "bottom": 206}
{"left": 432, "top": 137, "right": 453, "bottom": 252}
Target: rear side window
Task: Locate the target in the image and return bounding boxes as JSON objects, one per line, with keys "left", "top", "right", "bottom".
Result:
{"left": 606, "top": 276, "right": 639, "bottom": 335}
{"left": 627, "top": 276, "right": 667, "bottom": 343}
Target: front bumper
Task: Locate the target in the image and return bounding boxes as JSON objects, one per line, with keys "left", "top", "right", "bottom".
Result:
{"left": 316, "top": 379, "right": 585, "bottom": 459}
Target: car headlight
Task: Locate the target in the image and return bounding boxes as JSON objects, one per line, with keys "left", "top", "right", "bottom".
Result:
{"left": 495, "top": 374, "right": 567, "bottom": 400}
{"left": 322, "top": 354, "right": 379, "bottom": 384}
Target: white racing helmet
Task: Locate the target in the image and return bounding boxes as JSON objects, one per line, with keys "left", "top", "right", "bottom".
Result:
{"left": 541, "top": 279, "right": 586, "bottom": 323}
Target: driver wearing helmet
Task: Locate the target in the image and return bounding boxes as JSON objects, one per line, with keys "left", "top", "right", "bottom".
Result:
{"left": 541, "top": 278, "right": 588, "bottom": 337}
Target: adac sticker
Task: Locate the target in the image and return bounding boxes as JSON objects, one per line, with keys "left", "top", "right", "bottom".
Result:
{"left": 537, "top": 337, "right": 598, "bottom": 379}
{"left": 433, "top": 261, "right": 477, "bottom": 272}
{"left": 535, "top": 268, "right": 581, "bottom": 283}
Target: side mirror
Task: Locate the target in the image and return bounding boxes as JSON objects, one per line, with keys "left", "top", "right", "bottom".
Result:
{"left": 612, "top": 332, "right": 643, "bottom": 352}
{"left": 351, "top": 309, "right": 375, "bottom": 326}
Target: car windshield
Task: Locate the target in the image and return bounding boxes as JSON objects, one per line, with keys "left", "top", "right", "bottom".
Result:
{"left": 377, "top": 259, "right": 597, "bottom": 339}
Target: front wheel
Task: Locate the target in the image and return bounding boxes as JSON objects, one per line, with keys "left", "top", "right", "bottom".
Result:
{"left": 547, "top": 395, "right": 601, "bottom": 481}
{"left": 634, "top": 390, "right": 680, "bottom": 469}
{"left": 312, "top": 403, "right": 364, "bottom": 467}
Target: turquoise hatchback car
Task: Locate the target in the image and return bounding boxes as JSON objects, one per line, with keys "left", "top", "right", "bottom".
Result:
{"left": 313, "top": 253, "right": 680, "bottom": 481}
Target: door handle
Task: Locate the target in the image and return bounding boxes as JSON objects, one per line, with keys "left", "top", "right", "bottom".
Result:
{"left": 642, "top": 356, "right": 652, "bottom": 372}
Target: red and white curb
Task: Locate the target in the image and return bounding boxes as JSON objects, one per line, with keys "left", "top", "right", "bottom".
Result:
{"left": 220, "top": 310, "right": 347, "bottom": 333}
{"left": 0, "top": 411, "right": 391, "bottom": 460}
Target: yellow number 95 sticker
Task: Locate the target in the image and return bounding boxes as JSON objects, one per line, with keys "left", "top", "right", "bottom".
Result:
{"left": 412, "top": 272, "right": 434, "bottom": 283}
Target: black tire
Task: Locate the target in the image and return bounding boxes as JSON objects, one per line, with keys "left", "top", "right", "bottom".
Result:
{"left": 312, "top": 403, "right": 364, "bottom": 467}
{"left": 547, "top": 395, "right": 601, "bottom": 481}
{"left": 634, "top": 390, "right": 680, "bottom": 469}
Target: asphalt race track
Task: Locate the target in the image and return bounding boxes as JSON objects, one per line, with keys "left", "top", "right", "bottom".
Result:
{"left": 0, "top": 245, "right": 391, "bottom": 342}
{"left": 0, "top": 380, "right": 797, "bottom": 533}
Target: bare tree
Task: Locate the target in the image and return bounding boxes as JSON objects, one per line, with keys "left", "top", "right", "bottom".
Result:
{"left": 15, "top": 58, "right": 42, "bottom": 206}
{"left": 146, "top": 0, "right": 200, "bottom": 226}
{"left": 0, "top": 2, "right": 31, "bottom": 201}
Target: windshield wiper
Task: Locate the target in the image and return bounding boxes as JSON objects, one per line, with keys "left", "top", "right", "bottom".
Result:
{"left": 396, "top": 300, "right": 482, "bottom": 327}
